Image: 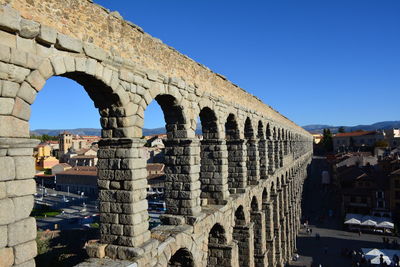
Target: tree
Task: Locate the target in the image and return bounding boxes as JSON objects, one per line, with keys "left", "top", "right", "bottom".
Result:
{"left": 338, "top": 127, "right": 345, "bottom": 133}
{"left": 321, "top": 128, "right": 333, "bottom": 152}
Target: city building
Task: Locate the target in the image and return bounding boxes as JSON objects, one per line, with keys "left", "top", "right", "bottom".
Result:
{"left": 146, "top": 163, "right": 165, "bottom": 194}
{"left": 311, "top": 133, "right": 323, "bottom": 144}
{"left": 34, "top": 143, "right": 59, "bottom": 171}
{"left": 55, "top": 166, "right": 98, "bottom": 197}
{"left": 333, "top": 130, "right": 385, "bottom": 152}
{"left": 384, "top": 129, "right": 400, "bottom": 147}
{"left": 51, "top": 163, "right": 72, "bottom": 175}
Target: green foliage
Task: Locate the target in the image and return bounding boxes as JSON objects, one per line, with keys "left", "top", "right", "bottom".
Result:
{"left": 338, "top": 127, "right": 345, "bottom": 133}
{"left": 36, "top": 233, "right": 50, "bottom": 255}
{"left": 31, "top": 206, "right": 61, "bottom": 218}
{"left": 89, "top": 223, "right": 99, "bottom": 228}
{"left": 44, "top": 168, "right": 52, "bottom": 175}
{"left": 30, "top": 134, "right": 58, "bottom": 142}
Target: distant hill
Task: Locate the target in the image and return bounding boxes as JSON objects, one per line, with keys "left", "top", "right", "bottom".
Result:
{"left": 31, "top": 123, "right": 203, "bottom": 137}
{"left": 303, "top": 121, "right": 400, "bottom": 134}
{"left": 31, "top": 127, "right": 166, "bottom": 137}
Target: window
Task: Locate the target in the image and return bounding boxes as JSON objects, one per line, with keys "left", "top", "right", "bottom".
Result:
{"left": 395, "top": 191, "right": 400, "bottom": 200}
{"left": 377, "top": 200, "right": 385, "bottom": 208}
{"left": 350, "top": 196, "right": 356, "bottom": 203}
{"left": 376, "top": 191, "right": 384, "bottom": 199}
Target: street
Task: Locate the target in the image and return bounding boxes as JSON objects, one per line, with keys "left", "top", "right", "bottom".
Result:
{"left": 289, "top": 157, "right": 400, "bottom": 267}
{"left": 34, "top": 187, "right": 99, "bottom": 231}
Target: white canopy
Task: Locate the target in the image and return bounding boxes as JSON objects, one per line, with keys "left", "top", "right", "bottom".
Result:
{"left": 362, "top": 248, "right": 400, "bottom": 265}
{"left": 361, "top": 219, "right": 377, "bottom": 226}
{"left": 364, "top": 248, "right": 383, "bottom": 256}
{"left": 344, "top": 218, "right": 361, "bottom": 225}
{"left": 345, "top": 214, "right": 394, "bottom": 229}
{"left": 377, "top": 221, "right": 395, "bottom": 229}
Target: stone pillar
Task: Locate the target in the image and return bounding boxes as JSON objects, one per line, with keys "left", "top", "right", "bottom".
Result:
{"left": 258, "top": 139, "right": 268, "bottom": 180}
{"left": 278, "top": 189, "right": 287, "bottom": 263}
{"left": 283, "top": 184, "right": 291, "bottom": 260}
{"left": 233, "top": 223, "right": 254, "bottom": 267}
{"left": 284, "top": 140, "right": 288, "bottom": 156}
{"left": 0, "top": 138, "right": 38, "bottom": 267}
{"left": 199, "top": 139, "right": 229, "bottom": 205}
{"left": 272, "top": 193, "right": 283, "bottom": 267}
{"left": 163, "top": 138, "right": 201, "bottom": 224}
{"left": 97, "top": 138, "right": 151, "bottom": 257}
{"left": 251, "top": 211, "right": 267, "bottom": 267}
{"left": 263, "top": 201, "right": 275, "bottom": 267}
{"left": 274, "top": 141, "right": 280, "bottom": 170}
{"left": 279, "top": 141, "right": 284, "bottom": 168}
{"left": 247, "top": 139, "right": 260, "bottom": 185}
{"left": 267, "top": 140, "right": 275, "bottom": 175}
{"left": 226, "top": 139, "right": 247, "bottom": 194}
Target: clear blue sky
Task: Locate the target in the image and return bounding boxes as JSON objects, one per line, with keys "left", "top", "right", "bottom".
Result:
{"left": 30, "top": 0, "right": 400, "bottom": 130}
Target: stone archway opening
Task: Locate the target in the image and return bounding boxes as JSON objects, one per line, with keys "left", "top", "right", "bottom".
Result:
{"left": 233, "top": 205, "right": 252, "bottom": 267}
{"left": 26, "top": 72, "right": 122, "bottom": 266}
{"left": 207, "top": 223, "right": 227, "bottom": 267}
{"left": 168, "top": 248, "right": 195, "bottom": 267}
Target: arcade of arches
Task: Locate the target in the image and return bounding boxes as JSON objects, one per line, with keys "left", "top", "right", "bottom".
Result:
{"left": 0, "top": 2, "right": 313, "bottom": 266}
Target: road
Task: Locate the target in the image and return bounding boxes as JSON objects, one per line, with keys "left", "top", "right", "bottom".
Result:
{"left": 34, "top": 187, "right": 99, "bottom": 230}
{"left": 289, "top": 156, "right": 400, "bottom": 267}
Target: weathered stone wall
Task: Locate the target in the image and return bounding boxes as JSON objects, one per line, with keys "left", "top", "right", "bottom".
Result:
{"left": 0, "top": 1, "right": 314, "bottom": 266}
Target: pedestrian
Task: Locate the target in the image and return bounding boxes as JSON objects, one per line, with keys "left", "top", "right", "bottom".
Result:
{"left": 310, "top": 228, "right": 313, "bottom": 234}
{"left": 358, "top": 230, "right": 361, "bottom": 236}
{"left": 316, "top": 233, "right": 320, "bottom": 240}
{"left": 394, "top": 254, "right": 399, "bottom": 266}
{"left": 380, "top": 254, "right": 384, "bottom": 265}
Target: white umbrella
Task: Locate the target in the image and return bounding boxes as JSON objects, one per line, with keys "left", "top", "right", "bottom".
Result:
{"left": 361, "top": 219, "right": 377, "bottom": 226}
{"left": 361, "top": 216, "right": 378, "bottom": 226}
{"left": 364, "top": 248, "right": 383, "bottom": 256}
{"left": 344, "top": 218, "right": 361, "bottom": 225}
{"left": 377, "top": 221, "right": 394, "bottom": 229}
{"left": 369, "top": 255, "right": 391, "bottom": 265}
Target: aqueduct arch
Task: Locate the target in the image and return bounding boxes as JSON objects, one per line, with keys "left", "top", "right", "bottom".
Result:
{"left": 0, "top": 1, "right": 313, "bottom": 266}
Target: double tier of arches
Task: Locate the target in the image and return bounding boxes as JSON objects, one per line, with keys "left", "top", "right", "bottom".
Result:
{"left": 0, "top": 12, "right": 313, "bottom": 266}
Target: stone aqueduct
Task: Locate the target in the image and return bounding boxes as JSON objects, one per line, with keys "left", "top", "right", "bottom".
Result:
{"left": 0, "top": 1, "right": 313, "bottom": 266}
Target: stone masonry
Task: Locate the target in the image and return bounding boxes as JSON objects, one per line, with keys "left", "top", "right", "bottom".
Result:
{"left": 0, "top": 1, "right": 313, "bottom": 266}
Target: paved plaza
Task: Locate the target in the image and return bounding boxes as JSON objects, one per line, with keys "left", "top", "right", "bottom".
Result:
{"left": 289, "top": 157, "right": 400, "bottom": 267}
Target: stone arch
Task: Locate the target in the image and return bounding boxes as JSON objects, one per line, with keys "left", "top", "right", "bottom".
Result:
{"left": 151, "top": 94, "right": 188, "bottom": 138}
{"left": 14, "top": 56, "right": 129, "bottom": 139}
{"left": 168, "top": 248, "right": 195, "bottom": 267}
{"left": 245, "top": 118, "right": 259, "bottom": 185}
{"left": 225, "top": 113, "right": 246, "bottom": 193}
{"left": 251, "top": 196, "right": 259, "bottom": 212}
{"left": 235, "top": 205, "right": 246, "bottom": 226}
{"left": 6, "top": 54, "right": 155, "bottom": 258}
{"left": 207, "top": 223, "right": 229, "bottom": 267}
